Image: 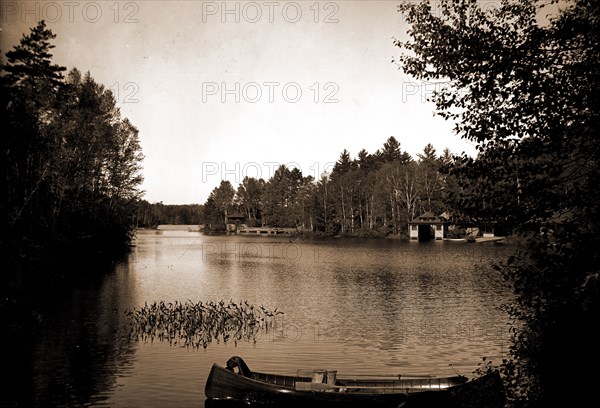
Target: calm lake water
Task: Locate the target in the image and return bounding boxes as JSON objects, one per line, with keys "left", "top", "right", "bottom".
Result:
{"left": 12, "top": 229, "right": 515, "bottom": 407}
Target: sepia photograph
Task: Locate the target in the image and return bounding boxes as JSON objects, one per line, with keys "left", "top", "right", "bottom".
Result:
{"left": 2, "top": 1, "right": 598, "bottom": 407}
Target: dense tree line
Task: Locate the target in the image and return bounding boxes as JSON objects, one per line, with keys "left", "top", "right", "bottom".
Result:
{"left": 1, "top": 21, "right": 144, "bottom": 257}
{"left": 134, "top": 201, "right": 203, "bottom": 227}
{"left": 397, "top": 0, "right": 599, "bottom": 407}
{"left": 203, "top": 137, "right": 460, "bottom": 236}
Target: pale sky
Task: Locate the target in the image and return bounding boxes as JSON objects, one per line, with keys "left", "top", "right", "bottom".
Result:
{"left": 1, "top": 0, "right": 478, "bottom": 204}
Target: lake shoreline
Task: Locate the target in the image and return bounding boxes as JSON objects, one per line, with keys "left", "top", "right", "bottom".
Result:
{"left": 142, "top": 225, "right": 512, "bottom": 244}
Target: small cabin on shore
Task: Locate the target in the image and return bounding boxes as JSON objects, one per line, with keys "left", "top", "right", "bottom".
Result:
{"left": 225, "top": 213, "right": 246, "bottom": 233}
{"left": 226, "top": 213, "right": 246, "bottom": 225}
{"left": 408, "top": 211, "right": 448, "bottom": 240}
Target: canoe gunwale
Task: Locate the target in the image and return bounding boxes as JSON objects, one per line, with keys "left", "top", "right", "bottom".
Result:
{"left": 205, "top": 356, "right": 506, "bottom": 407}
{"left": 205, "top": 360, "right": 468, "bottom": 403}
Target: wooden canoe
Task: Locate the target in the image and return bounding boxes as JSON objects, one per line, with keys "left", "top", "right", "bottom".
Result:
{"left": 204, "top": 356, "right": 505, "bottom": 407}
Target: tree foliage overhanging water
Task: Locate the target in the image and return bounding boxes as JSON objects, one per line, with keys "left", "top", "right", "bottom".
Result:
{"left": 395, "top": 1, "right": 599, "bottom": 407}
{"left": 1, "top": 21, "right": 144, "bottom": 261}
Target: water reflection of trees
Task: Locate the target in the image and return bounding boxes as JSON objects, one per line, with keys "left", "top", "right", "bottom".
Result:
{"left": 125, "top": 300, "right": 283, "bottom": 349}
{"left": 3, "top": 261, "right": 135, "bottom": 407}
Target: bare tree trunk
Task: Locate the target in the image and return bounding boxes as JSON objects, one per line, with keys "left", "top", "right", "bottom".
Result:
{"left": 359, "top": 200, "right": 364, "bottom": 228}
{"left": 340, "top": 187, "right": 346, "bottom": 234}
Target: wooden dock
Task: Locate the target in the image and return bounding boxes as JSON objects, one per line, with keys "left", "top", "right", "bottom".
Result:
{"left": 236, "top": 226, "right": 296, "bottom": 235}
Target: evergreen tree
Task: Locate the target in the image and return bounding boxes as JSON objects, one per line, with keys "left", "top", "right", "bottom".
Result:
{"left": 2, "top": 21, "right": 67, "bottom": 243}
{"left": 416, "top": 144, "right": 444, "bottom": 214}
{"left": 3, "top": 20, "right": 65, "bottom": 89}
{"left": 2, "top": 22, "right": 144, "bottom": 254}
{"left": 378, "top": 136, "right": 412, "bottom": 164}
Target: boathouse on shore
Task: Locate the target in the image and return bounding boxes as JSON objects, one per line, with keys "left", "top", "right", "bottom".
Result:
{"left": 225, "top": 213, "right": 246, "bottom": 233}
{"left": 408, "top": 211, "right": 448, "bottom": 240}
{"left": 226, "top": 212, "right": 246, "bottom": 225}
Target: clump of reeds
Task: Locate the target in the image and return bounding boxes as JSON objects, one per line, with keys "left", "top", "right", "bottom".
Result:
{"left": 124, "top": 300, "right": 283, "bottom": 349}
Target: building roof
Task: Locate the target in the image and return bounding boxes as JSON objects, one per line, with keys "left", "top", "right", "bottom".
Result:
{"left": 227, "top": 213, "right": 246, "bottom": 219}
{"left": 408, "top": 211, "right": 446, "bottom": 225}
{"left": 419, "top": 211, "right": 437, "bottom": 219}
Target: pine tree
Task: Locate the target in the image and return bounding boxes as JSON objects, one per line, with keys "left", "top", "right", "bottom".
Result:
{"left": 3, "top": 20, "right": 65, "bottom": 91}
{"left": 2, "top": 21, "right": 66, "bottom": 243}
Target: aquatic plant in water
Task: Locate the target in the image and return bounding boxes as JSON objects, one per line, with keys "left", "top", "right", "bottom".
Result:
{"left": 125, "top": 300, "right": 283, "bottom": 349}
